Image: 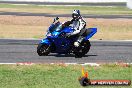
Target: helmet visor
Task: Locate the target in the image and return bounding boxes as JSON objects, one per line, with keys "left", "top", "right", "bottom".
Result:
{"left": 72, "top": 13, "right": 79, "bottom": 19}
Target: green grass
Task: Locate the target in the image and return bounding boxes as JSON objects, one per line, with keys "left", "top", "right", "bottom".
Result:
{"left": 0, "top": 64, "right": 131, "bottom": 88}
{"left": 0, "top": 3, "right": 132, "bottom": 15}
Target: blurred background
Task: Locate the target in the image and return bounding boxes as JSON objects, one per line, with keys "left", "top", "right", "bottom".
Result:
{"left": 0, "top": 0, "right": 132, "bottom": 40}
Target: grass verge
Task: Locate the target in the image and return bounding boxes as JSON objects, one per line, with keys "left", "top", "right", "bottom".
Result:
{"left": 0, "top": 64, "right": 131, "bottom": 88}
{"left": 0, "top": 3, "right": 132, "bottom": 15}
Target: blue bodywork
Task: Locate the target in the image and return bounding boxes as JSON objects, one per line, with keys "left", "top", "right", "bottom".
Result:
{"left": 40, "top": 23, "right": 97, "bottom": 53}
{"left": 85, "top": 28, "right": 97, "bottom": 40}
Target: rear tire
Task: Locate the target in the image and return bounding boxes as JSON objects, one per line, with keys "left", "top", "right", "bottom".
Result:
{"left": 74, "top": 40, "right": 91, "bottom": 58}
{"left": 37, "top": 44, "right": 50, "bottom": 56}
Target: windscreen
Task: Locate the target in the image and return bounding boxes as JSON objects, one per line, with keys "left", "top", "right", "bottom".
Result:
{"left": 55, "top": 23, "right": 63, "bottom": 32}
{"left": 48, "top": 22, "right": 62, "bottom": 33}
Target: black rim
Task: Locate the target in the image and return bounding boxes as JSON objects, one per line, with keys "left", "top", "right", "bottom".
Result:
{"left": 38, "top": 45, "right": 50, "bottom": 55}
{"left": 82, "top": 42, "right": 90, "bottom": 52}
{"left": 74, "top": 41, "right": 90, "bottom": 57}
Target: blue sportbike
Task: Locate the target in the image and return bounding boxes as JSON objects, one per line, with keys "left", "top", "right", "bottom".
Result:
{"left": 37, "top": 17, "right": 97, "bottom": 58}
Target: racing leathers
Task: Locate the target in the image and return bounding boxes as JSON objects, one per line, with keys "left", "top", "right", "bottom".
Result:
{"left": 63, "top": 16, "right": 87, "bottom": 47}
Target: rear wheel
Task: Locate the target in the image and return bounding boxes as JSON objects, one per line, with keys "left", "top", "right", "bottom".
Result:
{"left": 74, "top": 40, "right": 91, "bottom": 58}
{"left": 37, "top": 44, "right": 50, "bottom": 56}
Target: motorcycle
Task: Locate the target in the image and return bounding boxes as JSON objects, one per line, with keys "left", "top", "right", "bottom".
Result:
{"left": 37, "top": 17, "right": 97, "bottom": 58}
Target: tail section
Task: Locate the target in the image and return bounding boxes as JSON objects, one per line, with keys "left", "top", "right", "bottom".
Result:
{"left": 85, "top": 28, "right": 97, "bottom": 40}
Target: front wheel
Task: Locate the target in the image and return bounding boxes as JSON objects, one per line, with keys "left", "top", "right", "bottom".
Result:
{"left": 74, "top": 40, "right": 91, "bottom": 58}
{"left": 37, "top": 44, "right": 51, "bottom": 56}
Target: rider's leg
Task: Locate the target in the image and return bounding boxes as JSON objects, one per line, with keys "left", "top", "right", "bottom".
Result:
{"left": 74, "top": 29, "right": 86, "bottom": 47}
{"left": 74, "top": 28, "right": 97, "bottom": 47}
{"left": 74, "top": 36, "right": 85, "bottom": 47}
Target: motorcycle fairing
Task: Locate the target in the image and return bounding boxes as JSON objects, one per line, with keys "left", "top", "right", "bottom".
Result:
{"left": 40, "top": 38, "right": 51, "bottom": 45}
{"left": 85, "top": 28, "right": 97, "bottom": 40}
{"left": 62, "top": 27, "right": 74, "bottom": 33}
{"left": 51, "top": 37, "right": 72, "bottom": 53}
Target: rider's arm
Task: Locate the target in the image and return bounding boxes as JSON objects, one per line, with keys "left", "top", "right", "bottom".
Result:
{"left": 78, "top": 18, "right": 86, "bottom": 31}
{"left": 62, "top": 21, "right": 71, "bottom": 27}
{"left": 62, "top": 19, "right": 74, "bottom": 27}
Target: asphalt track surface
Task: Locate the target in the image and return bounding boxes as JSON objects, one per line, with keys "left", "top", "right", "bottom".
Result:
{"left": 0, "top": 39, "right": 132, "bottom": 63}
{"left": 0, "top": 1, "right": 126, "bottom": 6}
{"left": 0, "top": 11, "right": 132, "bottom": 19}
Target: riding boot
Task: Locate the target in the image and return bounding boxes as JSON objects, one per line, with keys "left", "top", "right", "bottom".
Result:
{"left": 74, "top": 36, "right": 84, "bottom": 47}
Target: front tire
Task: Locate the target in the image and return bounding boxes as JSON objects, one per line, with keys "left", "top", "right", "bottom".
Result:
{"left": 37, "top": 44, "right": 50, "bottom": 56}
{"left": 74, "top": 40, "right": 91, "bottom": 58}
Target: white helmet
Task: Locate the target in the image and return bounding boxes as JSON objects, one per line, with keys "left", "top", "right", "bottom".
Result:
{"left": 72, "top": 10, "right": 81, "bottom": 19}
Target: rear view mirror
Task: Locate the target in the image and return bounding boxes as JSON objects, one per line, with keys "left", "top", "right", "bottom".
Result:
{"left": 53, "top": 17, "right": 59, "bottom": 23}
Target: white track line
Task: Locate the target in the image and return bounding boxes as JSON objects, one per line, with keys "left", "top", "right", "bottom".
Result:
{"left": 0, "top": 62, "right": 131, "bottom": 66}
{"left": 0, "top": 62, "right": 100, "bottom": 66}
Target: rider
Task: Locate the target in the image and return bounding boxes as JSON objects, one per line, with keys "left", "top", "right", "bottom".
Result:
{"left": 63, "top": 10, "right": 97, "bottom": 47}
